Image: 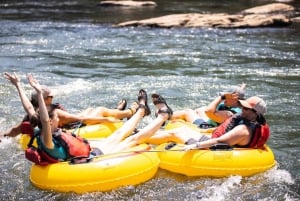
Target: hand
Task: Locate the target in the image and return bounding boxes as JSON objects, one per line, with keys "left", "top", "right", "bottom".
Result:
{"left": 3, "top": 72, "right": 20, "bottom": 86}
{"left": 27, "top": 74, "right": 42, "bottom": 93}
{"left": 240, "top": 83, "right": 246, "bottom": 89}
{"left": 183, "top": 143, "right": 198, "bottom": 151}
{"left": 224, "top": 92, "right": 239, "bottom": 100}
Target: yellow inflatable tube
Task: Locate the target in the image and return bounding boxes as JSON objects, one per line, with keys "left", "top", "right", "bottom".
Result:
{"left": 19, "top": 122, "right": 123, "bottom": 150}
{"left": 72, "top": 121, "right": 123, "bottom": 138}
{"left": 30, "top": 144, "right": 160, "bottom": 193}
{"left": 144, "top": 120, "right": 214, "bottom": 145}
{"left": 156, "top": 143, "right": 276, "bottom": 177}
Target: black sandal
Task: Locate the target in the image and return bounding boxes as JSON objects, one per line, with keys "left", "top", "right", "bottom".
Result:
{"left": 151, "top": 93, "right": 173, "bottom": 120}
{"left": 116, "top": 99, "right": 127, "bottom": 111}
{"left": 157, "top": 107, "right": 173, "bottom": 120}
{"left": 128, "top": 101, "right": 139, "bottom": 115}
{"left": 152, "top": 93, "right": 166, "bottom": 105}
{"left": 138, "top": 89, "right": 151, "bottom": 116}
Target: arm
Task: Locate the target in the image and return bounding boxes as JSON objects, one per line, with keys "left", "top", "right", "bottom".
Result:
{"left": 184, "top": 124, "right": 251, "bottom": 150}
{"left": 204, "top": 93, "right": 238, "bottom": 124}
{"left": 3, "top": 72, "right": 36, "bottom": 119}
{"left": 1, "top": 122, "right": 22, "bottom": 138}
{"left": 27, "top": 74, "right": 54, "bottom": 149}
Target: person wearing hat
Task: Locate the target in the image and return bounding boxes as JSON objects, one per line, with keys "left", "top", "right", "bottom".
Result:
{"left": 183, "top": 95, "right": 270, "bottom": 150}
{"left": 1, "top": 73, "right": 57, "bottom": 139}
{"left": 1, "top": 72, "right": 139, "bottom": 139}
{"left": 29, "top": 85, "right": 56, "bottom": 108}
{"left": 202, "top": 83, "right": 246, "bottom": 126}
{"left": 169, "top": 83, "right": 246, "bottom": 129}
{"left": 144, "top": 95, "right": 269, "bottom": 149}
{"left": 21, "top": 75, "right": 173, "bottom": 162}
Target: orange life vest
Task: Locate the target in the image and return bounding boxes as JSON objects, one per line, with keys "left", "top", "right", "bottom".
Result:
{"left": 25, "top": 130, "right": 91, "bottom": 165}
{"left": 212, "top": 115, "right": 270, "bottom": 148}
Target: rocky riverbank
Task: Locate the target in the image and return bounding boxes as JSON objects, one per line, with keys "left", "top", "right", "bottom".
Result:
{"left": 114, "top": 3, "right": 297, "bottom": 28}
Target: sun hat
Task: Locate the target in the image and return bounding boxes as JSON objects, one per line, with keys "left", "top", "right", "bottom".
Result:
{"left": 219, "top": 84, "right": 246, "bottom": 100}
{"left": 239, "top": 96, "right": 267, "bottom": 115}
{"left": 30, "top": 85, "right": 54, "bottom": 102}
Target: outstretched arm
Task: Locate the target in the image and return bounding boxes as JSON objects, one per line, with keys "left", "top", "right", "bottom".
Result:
{"left": 27, "top": 74, "right": 54, "bottom": 149}
{"left": 1, "top": 122, "right": 22, "bottom": 138}
{"left": 3, "top": 72, "right": 36, "bottom": 119}
{"left": 184, "top": 124, "right": 250, "bottom": 150}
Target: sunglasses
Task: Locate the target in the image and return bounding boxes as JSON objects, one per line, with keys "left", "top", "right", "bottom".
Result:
{"left": 242, "top": 107, "right": 256, "bottom": 113}
{"left": 47, "top": 96, "right": 53, "bottom": 99}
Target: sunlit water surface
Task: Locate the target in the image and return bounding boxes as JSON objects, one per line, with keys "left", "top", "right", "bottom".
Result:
{"left": 0, "top": 0, "right": 299, "bottom": 200}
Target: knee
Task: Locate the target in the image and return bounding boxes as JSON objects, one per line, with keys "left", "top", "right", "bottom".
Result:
{"left": 93, "top": 107, "right": 106, "bottom": 115}
{"left": 185, "top": 108, "right": 194, "bottom": 114}
{"left": 95, "top": 107, "right": 105, "bottom": 111}
{"left": 84, "top": 107, "right": 93, "bottom": 113}
{"left": 168, "top": 130, "right": 182, "bottom": 138}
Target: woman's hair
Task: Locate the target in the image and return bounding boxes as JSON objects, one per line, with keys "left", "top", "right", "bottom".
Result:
{"left": 30, "top": 85, "right": 53, "bottom": 107}
{"left": 30, "top": 99, "right": 39, "bottom": 109}
{"left": 257, "top": 114, "right": 266, "bottom": 125}
{"left": 30, "top": 113, "right": 40, "bottom": 128}
{"left": 31, "top": 109, "right": 55, "bottom": 129}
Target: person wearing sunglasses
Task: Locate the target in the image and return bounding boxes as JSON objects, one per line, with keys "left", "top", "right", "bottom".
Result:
{"left": 144, "top": 94, "right": 269, "bottom": 150}
{"left": 170, "top": 83, "right": 246, "bottom": 129}
{"left": 183, "top": 96, "right": 270, "bottom": 150}
{"left": 1, "top": 72, "right": 139, "bottom": 139}
{"left": 21, "top": 75, "right": 172, "bottom": 161}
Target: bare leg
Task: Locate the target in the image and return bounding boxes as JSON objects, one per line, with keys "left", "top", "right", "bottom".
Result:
{"left": 79, "top": 107, "right": 134, "bottom": 119}
{"left": 89, "top": 106, "right": 145, "bottom": 153}
{"left": 146, "top": 126, "right": 206, "bottom": 145}
{"left": 105, "top": 107, "right": 144, "bottom": 142}
{"left": 116, "top": 95, "right": 172, "bottom": 151}
{"left": 96, "top": 89, "right": 151, "bottom": 153}
{"left": 94, "top": 107, "right": 135, "bottom": 119}
{"left": 77, "top": 108, "right": 94, "bottom": 116}
{"left": 172, "top": 107, "right": 209, "bottom": 123}
{"left": 194, "top": 106, "right": 209, "bottom": 119}
{"left": 118, "top": 113, "right": 169, "bottom": 150}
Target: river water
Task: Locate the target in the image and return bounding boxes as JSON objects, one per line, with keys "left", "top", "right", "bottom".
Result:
{"left": 0, "top": 0, "right": 299, "bottom": 200}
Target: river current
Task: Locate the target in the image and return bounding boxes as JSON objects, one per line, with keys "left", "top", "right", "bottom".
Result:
{"left": 0, "top": 0, "right": 299, "bottom": 200}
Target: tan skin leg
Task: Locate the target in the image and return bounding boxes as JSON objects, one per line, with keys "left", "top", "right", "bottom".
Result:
{"left": 146, "top": 126, "right": 206, "bottom": 145}
{"left": 172, "top": 108, "right": 209, "bottom": 123}
{"left": 90, "top": 97, "right": 170, "bottom": 154}
{"left": 118, "top": 113, "right": 168, "bottom": 151}
{"left": 88, "top": 101, "right": 145, "bottom": 153}
{"left": 78, "top": 102, "right": 138, "bottom": 120}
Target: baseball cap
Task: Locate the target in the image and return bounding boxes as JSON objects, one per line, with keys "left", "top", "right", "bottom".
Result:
{"left": 30, "top": 85, "right": 54, "bottom": 102}
{"left": 219, "top": 84, "right": 246, "bottom": 100}
{"left": 239, "top": 96, "right": 267, "bottom": 115}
